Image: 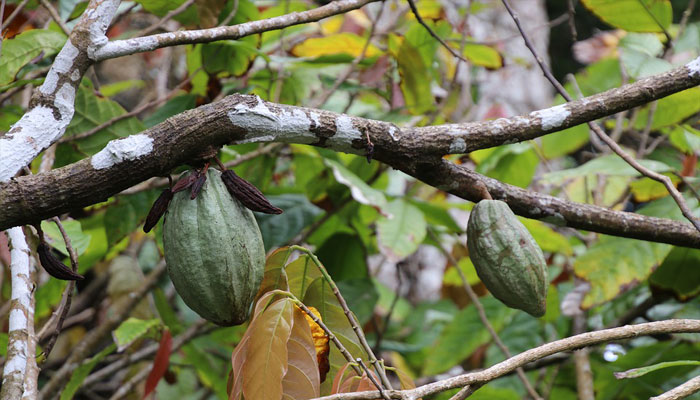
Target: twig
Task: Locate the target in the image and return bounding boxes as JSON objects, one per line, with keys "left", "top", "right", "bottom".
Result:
{"left": 310, "top": 1, "right": 386, "bottom": 109}
{"left": 566, "top": 0, "right": 577, "bottom": 41}
{"left": 38, "top": 216, "right": 80, "bottom": 362}
{"left": 500, "top": 0, "right": 700, "bottom": 235}
{"left": 60, "top": 71, "right": 198, "bottom": 143}
{"left": 136, "top": 0, "right": 195, "bottom": 37}
{"left": 637, "top": 0, "right": 672, "bottom": 50}
{"left": 82, "top": 319, "right": 210, "bottom": 388}
{"left": 406, "top": 0, "right": 465, "bottom": 62}
{"left": 38, "top": 260, "right": 167, "bottom": 398}
{"left": 289, "top": 246, "right": 393, "bottom": 391}
{"left": 448, "top": 384, "right": 480, "bottom": 400}
{"left": 650, "top": 374, "right": 700, "bottom": 400}
{"left": 637, "top": 101, "right": 657, "bottom": 158}
{"left": 0, "top": 227, "right": 33, "bottom": 400}
{"left": 0, "top": 0, "right": 29, "bottom": 32}
{"left": 428, "top": 230, "right": 541, "bottom": 400}
{"left": 572, "top": 314, "right": 594, "bottom": 400}
{"left": 39, "top": 0, "right": 70, "bottom": 36}
{"left": 218, "top": 0, "right": 239, "bottom": 26}
{"left": 312, "top": 319, "right": 700, "bottom": 400}
{"left": 107, "top": 363, "right": 151, "bottom": 400}
{"left": 373, "top": 262, "right": 401, "bottom": 354}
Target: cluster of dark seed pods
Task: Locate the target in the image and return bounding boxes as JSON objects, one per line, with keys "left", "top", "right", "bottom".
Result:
{"left": 143, "top": 161, "right": 282, "bottom": 233}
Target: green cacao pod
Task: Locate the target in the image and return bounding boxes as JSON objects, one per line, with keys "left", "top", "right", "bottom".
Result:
{"left": 163, "top": 169, "right": 265, "bottom": 326}
{"left": 466, "top": 200, "right": 548, "bottom": 317}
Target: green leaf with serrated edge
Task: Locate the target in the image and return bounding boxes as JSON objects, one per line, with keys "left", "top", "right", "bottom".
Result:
{"left": 581, "top": 0, "right": 672, "bottom": 32}
{"left": 112, "top": 318, "right": 161, "bottom": 351}
{"left": 576, "top": 196, "right": 700, "bottom": 308}
{"left": 650, "top": 247, "right": 700, "bottom": 300}
{"left": 40, "top": 219, "right": 92, "bottom": 257}
{"left": 255, "top": 194, "right": 322, "bottom": 250}
{"left": 376, "top": 199, "right": 427, "bottom": 262}
{"left": 0, "top": 29, "right": 66, "bottom": 85}
{"left": 302, "top": 278, "right": 367, "bottom": 395}
{"left": 423, "top": 297, "right": 512, "bottom": 375}
{"left": 324, "top": 159, "right": 388, "bottom": 212}
{"left": 61, "top": 344, "right": 116, "bottom": 400}
{"left": 615, "top": 360, "right": 700, "bottom": 379}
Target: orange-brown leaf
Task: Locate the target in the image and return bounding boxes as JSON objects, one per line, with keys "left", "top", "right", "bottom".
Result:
{"left": 230, "top": 331, "right": 251, "bottom": 400}
{"left": 282, "top": 306, "right": 321, "bottom": 399}
{"left": 242, "top": 299, "right": 294, "bottom": 400}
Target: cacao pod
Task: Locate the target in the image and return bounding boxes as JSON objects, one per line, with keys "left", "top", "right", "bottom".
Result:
{"left": 466, "top": 200, "right": 548, "bottom": 317}
{"left": 163, "top": 169, "right": 265, "bottom": 326}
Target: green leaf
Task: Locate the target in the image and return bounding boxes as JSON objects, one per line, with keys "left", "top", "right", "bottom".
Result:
{"left": 316, "top": 233, "right": 368, "bottom": 282}
{"left": 99, "top": 80, "right": 146, "bottom": 97}
{"left": 408, "top": 199, "right": 461, "bottom": 233}
{"left": 104, "top": 191, "right": 157, "bottom": 247}
{"left": 324, "top": 159, "right": 387, "bottom": 212}
{"left": 614, "top": 360, "right": 700, "bottom": 379}
{"left": 581, "top": 0, "right": 672, "bottom": 32}
{"left": 443, "top": 256, "right": 481, "bottom": 286}
{"left": 336, "top": 278, "right": 378, "bottom": 325}
{"left": 542, "top": 154, "right": 673, "bottom": 183}
{"left": 136, "top": 0, "right": 197, "bottom": 23}
{"left": 541, "top": 124, "right": 590, "bottom": 159}
{"left": 620, "top": 49, "right": 672, "bottom": 78}
{"left": 576, "top": 196, "right": 699, "bottom": 308}
{"left": 255, "top": 194, "right": 322, "bottom": 250}
{"left": 143, "top": 94, "right": 197, "bottom": 128}
{"left": 186, "top": 45, "right": 209, "bottom": 97}
{"left": 518, "top": 217, "right": 573, "bottom": 256}
{"left": 393, "top": 37, "right": 433, "bottom": 115}
{"left": 649, "top": 247, "right": 700, "bottom": 300}
{"left": 286, "top": 254, "right": 323, "bottom": 301}
{"left": 154, "top": 288, "right": 184, "bottom": 335}
{"left": 667, "top": 125, "right": 700, "bottom": 154}
{"left": 423, "top": 297, "right": 511, "bottom": 375}
{"left": 40, "top": 219, "right": 92, "bottom": 256}
{"left": 629, "top": 174, "right": 681, "bottom": 202}
{"left": 0, "top": 29, "right": 66, "bottom": 86}
{"left": 61, "top": 344, "right": 116, "bottom": 400}
{"left": 463, "top": 43, "right": 503, "bottom": 69}
{"left": 475, "top": 143, "right": 538, "bottom": 188}
{"left": 636, "top": 88, "right": 700, "bottom": 130}
{"left": 57, "top": 86, "right": 145, "bottom": 164}
{"left": 376, "top": 199, "right": 427, "bottom": 262}
{"left": 0, "top": 105, "right": 24, "bottom": 131}
{"left": 112, "top": 318, "right": 161, "bottom": 351}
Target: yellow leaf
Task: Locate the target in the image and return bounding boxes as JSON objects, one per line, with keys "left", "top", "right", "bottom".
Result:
{"left": 291, "top": 33, "right": 381, "bottom": 58}
{"left": 300, "top": 306, "right": 330, "bottom": 383}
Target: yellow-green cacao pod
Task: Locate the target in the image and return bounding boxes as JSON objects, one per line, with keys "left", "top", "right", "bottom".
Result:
{"left": 466, "top": 200, "right": 548, "bottom": 317}
{"left": 163, "top": 169, "right": 265, "bottom": 326}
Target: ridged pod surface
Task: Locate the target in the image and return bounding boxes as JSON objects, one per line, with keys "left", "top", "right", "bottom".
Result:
{"left": 467, "top": 200, "right": 548, "bottom": 317}
{"left": 163, "top": 169, "right": 265, "bottom": 326}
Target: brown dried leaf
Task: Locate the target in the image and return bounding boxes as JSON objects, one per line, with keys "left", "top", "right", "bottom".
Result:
{"left": 282, "top": 306, "right": 321, "bottom": 399}
{"left": 242, "top": 298, "right": 294, "bottom": 400}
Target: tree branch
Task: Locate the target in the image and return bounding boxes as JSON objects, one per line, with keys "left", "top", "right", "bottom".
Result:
{"left": 91, "top": 0, "right": 381, "bottom": 61}
{"left": 3, "top": 80, "right": 700, "bottom": 246}
{"left": 311, "top": 319, "right": 700, "bottom": 400}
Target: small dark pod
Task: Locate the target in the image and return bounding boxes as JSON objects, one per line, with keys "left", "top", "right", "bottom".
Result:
{"left": 37, "top": 243, "right": 84, "bottom": 281}
{"left": 220, "top": 170, "right": 283, "bottom": 214}
{"left": 144, "top": 188, "right": 173, "bottom": 233}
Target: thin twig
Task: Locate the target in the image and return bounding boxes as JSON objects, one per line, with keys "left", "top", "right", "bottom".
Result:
{"left": 38, "top": 216, "right": 80, "bottom": 362}
{"left": 290, "top": 246, "right": 394, "bottom": 391}
{"left": 428, "top": 230, "right": 541, "bottom": 400}
{"left": 637, "top": 101, "right": 657, "bottom": 158}
{"left": 313, "top": 319, "right": 700, "bottom": 400}
{"left": 0, "top": 0, "right": 29, "bottom": 32}
{"left": 60, "top": 71, "right": 198, "bottom": 143}
{"left": 39, "top": 0, "right": 70, "bottom": 36}
{"left": 500, "top": 0, "right": 700, "bottom": 235}
{"left": 310, "top": 1, "right": 386, "bottom": 109}
{"left": 566, "top": 0, "right": 577, "bottom": 41}
{"left": 107, "top": 363, "right": 151, "bottom": 400}
{"left": 406, "top": 0, "right": 465, "bottom": 62}
{"left": 39, "top": 260, "right": 168, "bottom": 398}
{"left": 650, "top": 374, "right": 700, "bottom": 400}
{"left": 136, "top": 0, "right": 195, "bottom": 37}
{"left": 218, "top": 0, "right": 239, "bottom": 26}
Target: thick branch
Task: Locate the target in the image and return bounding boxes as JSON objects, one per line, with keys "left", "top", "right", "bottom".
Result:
{"left": 92, "top": 0, "right": 380, "bottom": 61}
{"left": 3, "top": 89, "right": 700, "bottom": 246}
{"left": 311, "top": 319, "right": 700, "bottom": 400}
